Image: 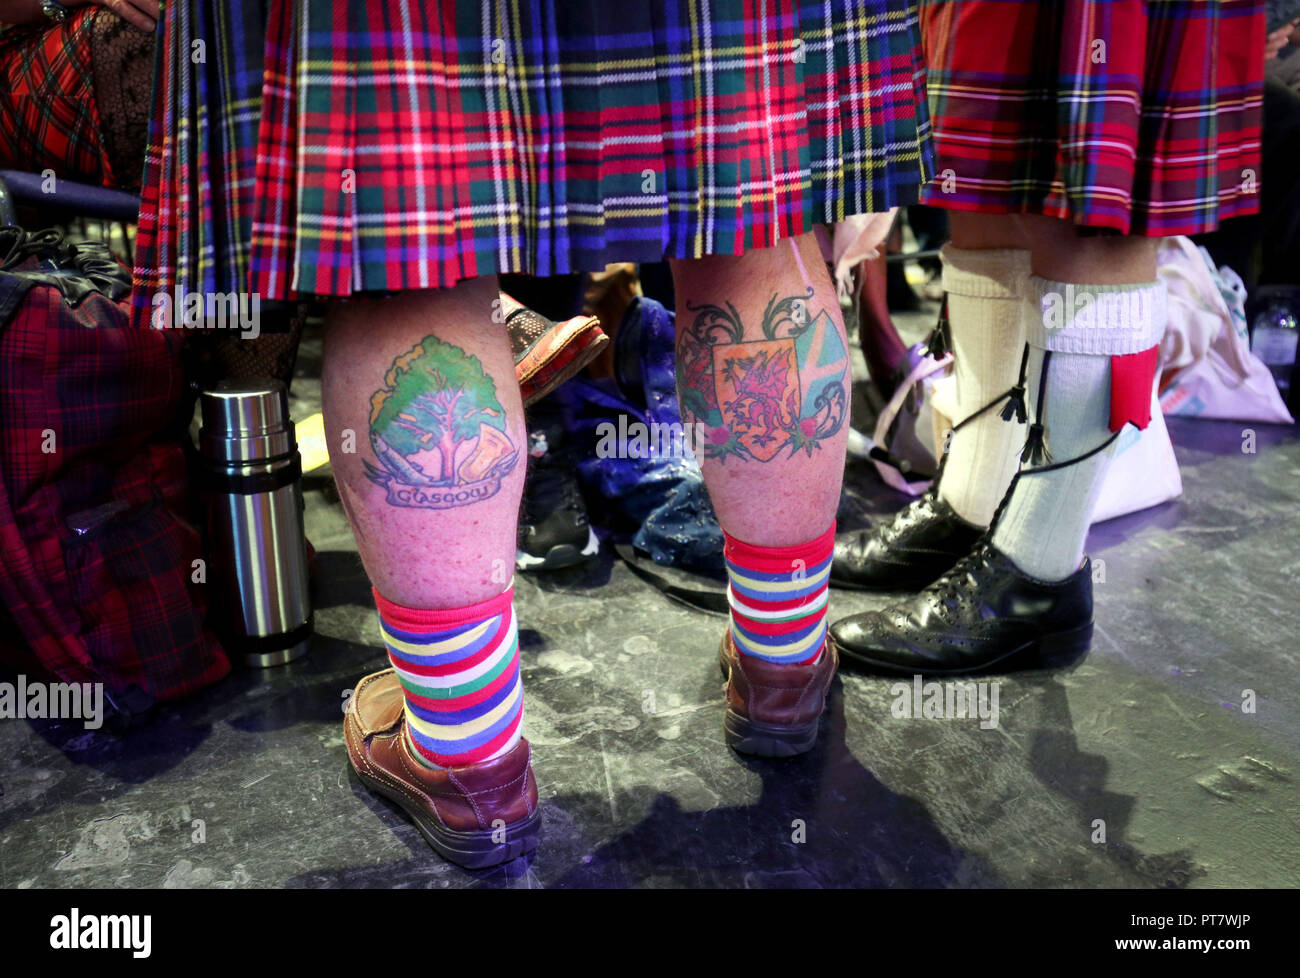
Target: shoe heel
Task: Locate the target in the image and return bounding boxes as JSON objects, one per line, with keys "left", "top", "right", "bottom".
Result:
{"left": 353, "top": 766, "right": 541, "bottom": 870}
{"left": 1034, "top": 621, "right": 1093, "bottom": 660}
{"left": 723, "top": 710, "right": 818, "bottom": 758}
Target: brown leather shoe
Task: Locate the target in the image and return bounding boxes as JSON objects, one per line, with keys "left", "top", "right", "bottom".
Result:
{"left": 717, "top": 631, "right": 837, "bottom": 757}
{"left": 344, "top": 669, "right": 541, "bottom": 868}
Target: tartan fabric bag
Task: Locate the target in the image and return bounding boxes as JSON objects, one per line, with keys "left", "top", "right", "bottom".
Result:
{"left": 0, "top": 228, "right": 229, "bottom": 715}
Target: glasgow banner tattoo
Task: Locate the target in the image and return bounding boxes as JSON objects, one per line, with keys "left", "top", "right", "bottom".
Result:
{"left": 364, "top": 336, "right": 519, "bottom": 508}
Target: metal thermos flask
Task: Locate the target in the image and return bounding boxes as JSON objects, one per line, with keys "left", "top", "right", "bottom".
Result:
{"left": 198, "top": 380, "right": 312, "bottom": 667}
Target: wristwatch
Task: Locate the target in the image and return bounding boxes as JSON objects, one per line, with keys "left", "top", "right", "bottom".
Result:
{"left": 39, "top": 0, "right": 71, "bottom": 22}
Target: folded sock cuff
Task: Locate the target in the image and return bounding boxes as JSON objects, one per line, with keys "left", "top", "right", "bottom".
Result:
{"left": 940, "top": 246, "right": 1032, "bottom": 299}
{"left": 723, "top": 524, "right": 835, "bottom": 573}
{"left": 373, "top": 587, "right": 514, "bottom": 632}
{"left": 1026, "top": 276, "right": 1166, "bottom": 355}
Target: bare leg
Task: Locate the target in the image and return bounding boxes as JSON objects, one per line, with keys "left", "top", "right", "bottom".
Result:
{"left": 949, "top": 211, "right": 1159, "bottom": 282}
{"left": 330, "top": 278, "right": 538, "bottom": 866}
{"left": 671, "top": 232, "right": 851, "bottom": 546}
{"left": 947, "top": 210, "right": 1027, "bottom": 251}
{"left": 321, "top": 276, "right": 523, "bottom": 609}
{"left": 1019, "top": 214, "right": 1159, "bottom": 283}
{"left": 673, "top": 233, "right": 844, "bottom": 755}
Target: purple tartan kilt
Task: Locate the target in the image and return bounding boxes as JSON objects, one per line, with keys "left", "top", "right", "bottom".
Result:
{"left": 246, "top": 0, "right": 936, "bottom": 299}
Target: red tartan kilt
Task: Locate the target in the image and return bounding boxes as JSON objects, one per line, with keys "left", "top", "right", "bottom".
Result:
{"left": 918, "top": 0, "right": 1266, "bottom": 237}
{"left": 0, "top": 9, "right": 114, "bottom": 186}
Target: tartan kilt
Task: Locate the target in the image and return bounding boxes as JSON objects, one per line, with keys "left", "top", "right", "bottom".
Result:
{"left": 130, "top": 0, "right": 269, "bottom": 328}
{"left": 0, "top": 11, "right": 114, "bottom": 186}
{"left": 247, "top": 0, "right": 935, "bottom": 300}
{"left": 917, "top": 0, "right": 1266, "bottom": 237}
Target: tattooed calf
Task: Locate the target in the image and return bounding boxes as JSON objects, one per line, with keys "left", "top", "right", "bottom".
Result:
{"left": 676, "top": 289, "right": 847, "bottom": 462}
{"left": 363, "top": 335, "right": 518, "bottom": 508}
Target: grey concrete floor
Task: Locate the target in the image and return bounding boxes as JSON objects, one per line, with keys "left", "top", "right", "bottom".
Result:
{"left": 1, "top": 318, "right": 1297, "bottom": 889}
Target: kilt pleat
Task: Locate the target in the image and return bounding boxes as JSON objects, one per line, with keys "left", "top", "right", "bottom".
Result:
{"left": 246, "top": 0, "right": 935, "bottom": 299}
{"left": 917, "top": 0, "right": 1265, "bottom": 237}
{"left": 131, "top": 0, "right": 271, "bottom": 327}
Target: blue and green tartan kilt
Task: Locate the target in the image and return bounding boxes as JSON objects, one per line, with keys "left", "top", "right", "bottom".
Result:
{"left": 241, "top": 0, "right": 935, "bottom": 299}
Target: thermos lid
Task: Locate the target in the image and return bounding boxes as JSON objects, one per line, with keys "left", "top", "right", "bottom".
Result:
{"left": 199, "top": 379, "right": 297, "bottom": 463}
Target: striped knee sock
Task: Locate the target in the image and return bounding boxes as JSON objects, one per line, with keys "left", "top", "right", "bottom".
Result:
{"left": 374, "top": 586, "right": 523, "bottom": 769}
{"left": 724, "top": 526, "right": 834, "bottom": 665}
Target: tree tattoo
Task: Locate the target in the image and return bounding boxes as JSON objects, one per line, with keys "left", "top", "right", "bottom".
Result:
{"left": 364, "top": 336, "right": 518, "bottom": 508}
{"left": 676, "top": 289, "right": 847, "bottom": 462}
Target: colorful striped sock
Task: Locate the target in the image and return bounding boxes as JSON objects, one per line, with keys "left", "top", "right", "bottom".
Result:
{"left": 724, "top": 526, "right": 834, "bottom": 666}
{"left": 374, "top": 586, "right": 523, "bottom": 770}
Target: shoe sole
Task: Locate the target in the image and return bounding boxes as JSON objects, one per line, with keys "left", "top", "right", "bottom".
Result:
{"left": 831, "top": 620, "right": 1094, "bottom": 676}
{"left": 717, "top": 648, "right": 822, "bottom": 758}
{"left": 515, "top": 527, "right": 600, "bottom": 571}
{"left": 519, "top": 330, "right": 610, "bottom": 407}
{"left": 352, "top": 766, "right": 542, "bottom": 870}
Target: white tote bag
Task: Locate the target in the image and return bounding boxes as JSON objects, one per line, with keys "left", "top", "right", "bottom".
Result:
{"left": 1158, "top": 236, "right": 1294, "bottom": 425}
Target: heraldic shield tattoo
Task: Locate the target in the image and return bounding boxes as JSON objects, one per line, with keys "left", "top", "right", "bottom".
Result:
{"left": 364, "top": 335, "right": 519, "bottom": 509}
{"left": 676, "top": 289, "right": 848, "bottom": 462}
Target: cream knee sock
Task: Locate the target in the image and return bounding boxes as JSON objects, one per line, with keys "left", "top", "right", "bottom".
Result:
{"left": 936, "top": 245, "right": 1031, "bottom": 526}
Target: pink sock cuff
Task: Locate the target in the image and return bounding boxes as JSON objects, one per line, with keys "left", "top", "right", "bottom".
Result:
{"left": 723, "top": 524, "right": 836, "bottom": 573}
{"left": 372, "top": 586, "right": 514, "bottom": 631}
